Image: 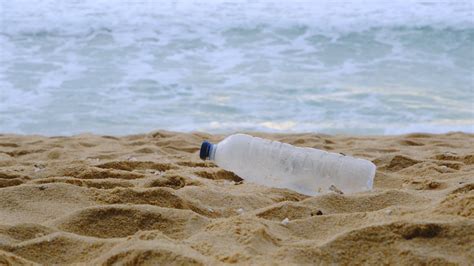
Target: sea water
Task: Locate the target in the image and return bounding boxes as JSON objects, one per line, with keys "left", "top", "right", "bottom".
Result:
{"left": 0, "top": 0, "right": 473, "bottom": 135}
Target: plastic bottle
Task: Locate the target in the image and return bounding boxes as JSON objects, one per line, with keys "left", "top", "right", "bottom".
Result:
{"left": 199, "top": 134, "right": 376, "bottom": 196}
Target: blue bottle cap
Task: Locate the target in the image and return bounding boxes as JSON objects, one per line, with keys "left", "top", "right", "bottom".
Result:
{"left": 200, "top": 141, "right": 212, "bottom": 160}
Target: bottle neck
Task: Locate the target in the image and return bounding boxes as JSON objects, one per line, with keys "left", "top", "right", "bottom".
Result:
{"left": 209, "top": 144, "right": 217, "bottom": 160}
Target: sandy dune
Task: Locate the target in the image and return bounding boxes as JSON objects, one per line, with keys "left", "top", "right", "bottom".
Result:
{"left": 0, "top": 131, "right": 473, "bottom": 265}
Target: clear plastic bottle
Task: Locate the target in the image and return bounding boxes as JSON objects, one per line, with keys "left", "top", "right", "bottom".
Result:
{"left": 200, "top": 134, "right": 376, "bottom": 196}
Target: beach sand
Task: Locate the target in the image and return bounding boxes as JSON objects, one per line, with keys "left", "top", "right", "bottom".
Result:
{"left": 0, "top": 131, "right": 472, "bottom": 265}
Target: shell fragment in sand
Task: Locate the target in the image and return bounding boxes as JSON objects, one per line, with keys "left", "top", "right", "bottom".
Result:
{"left": 127, "top": 156, "right": 138, "bottom": 161}
{"left": 281, "top": 217, "right": 290, "bottom": 225}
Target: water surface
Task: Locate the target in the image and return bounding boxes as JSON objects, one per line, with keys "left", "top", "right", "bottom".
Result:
{"left": 1, "top": 0, "right": 473, "bottom": 135}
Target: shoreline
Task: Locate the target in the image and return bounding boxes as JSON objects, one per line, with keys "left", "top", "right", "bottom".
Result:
{"left": 2, "top": 124, "right": 474, "bottom": 136}
{"left": 0, "top": 131, "right": 473, "bottom": 264}
{"left": 1, "top": 129, "right": 473, "bottom": 138}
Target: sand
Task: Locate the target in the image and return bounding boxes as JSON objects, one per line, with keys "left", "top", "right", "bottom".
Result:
{"left": 0, "top": 131, "right": 472, "bottom": 265}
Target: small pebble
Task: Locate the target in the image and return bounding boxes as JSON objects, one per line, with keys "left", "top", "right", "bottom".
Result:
{"left": 385, "top": 209, "right": 392, "bottom": 215}
{"left": 208, "top": 208, "right": 214, "bottom": 212}
{"left": 86, "top": 158, "right": 100, "bottom": 164}
{"left": 128, "top": 157, "right": 138, "bottom": 161}
{"left": 428, "top": 181, "right": 440, "bottom": 189}
{"left": 236, "top": 208, "right": 244, "bottom": 214}
{"left": 311, "top": 210, "right": 324, "bottom": 216}
{"left": 439, "top": 165, "right": 449, "bottom": 173}
{"left": 281, "top": 218, "right": 290, "bottom": 225}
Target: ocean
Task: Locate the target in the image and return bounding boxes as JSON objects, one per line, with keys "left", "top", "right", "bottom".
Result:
{"left": 1, "top": 0, "right": 473, "bottom": 135}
